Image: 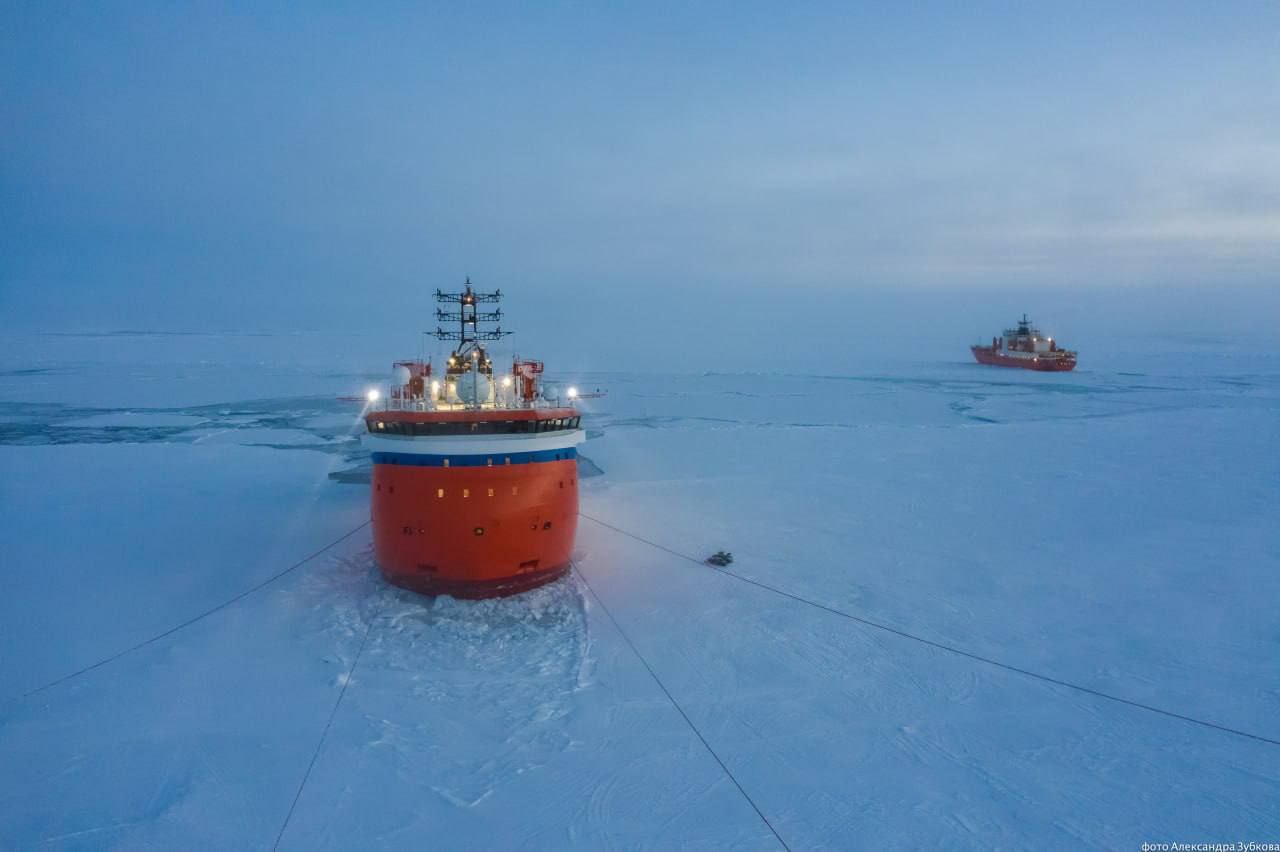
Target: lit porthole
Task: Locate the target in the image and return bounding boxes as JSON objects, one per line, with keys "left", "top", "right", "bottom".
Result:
{"left": 474, "top": 527, "right": 485, "bottom": 536}
{"left": 462, "top": 488, "right": 470, "bottom": 498}
{"left": 437, "top": 488, "right": 445, "bottom": 498}
{"left": 487, "top": 488, "right": 494, "bottom": 497}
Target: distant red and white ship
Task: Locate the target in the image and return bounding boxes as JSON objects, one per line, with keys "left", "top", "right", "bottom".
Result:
{"left": 971, "top": 314, "right": 1077, "bottom": 372}
{"left": 363, "top": 280, "right": 584, "bottom": 598}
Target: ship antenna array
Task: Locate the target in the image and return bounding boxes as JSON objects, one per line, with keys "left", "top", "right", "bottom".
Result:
{"left": 431, "top": 276, "right": 512, "bottom": 359}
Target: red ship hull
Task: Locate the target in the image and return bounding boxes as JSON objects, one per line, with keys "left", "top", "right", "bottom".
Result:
{"left": 971, "top": 345, "right": 1076, "bottom": 372}
{"left": 370, "top": 454, "right": 579, "bottom": 598}
{"left": 365, "top": 407, "right": 584, "bottom": 599}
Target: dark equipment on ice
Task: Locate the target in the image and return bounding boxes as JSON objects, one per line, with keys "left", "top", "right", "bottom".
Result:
{"left": 706, "top": 551, "right": 734, "bottom": 567}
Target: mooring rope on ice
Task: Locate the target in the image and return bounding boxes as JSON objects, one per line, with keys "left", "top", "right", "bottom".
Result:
{"left": 579, "top": 512, "right": 1280, "bottom": 749}
{"left": 571, "top": 563, "right": 791, "bottom": 851}
{"left": 273, "top": 597, "right": 382, "bottom": 851}
{"left": 19, "top": 519, "right": 372, "bottom": 700}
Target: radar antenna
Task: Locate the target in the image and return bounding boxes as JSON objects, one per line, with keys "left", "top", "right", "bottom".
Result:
{"left": 431, "top": 277, "right": 513, "bottom": 362}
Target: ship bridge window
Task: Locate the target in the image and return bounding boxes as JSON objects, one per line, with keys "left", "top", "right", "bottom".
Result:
{"left": 383, "top": 418, "right": 588, "bottom": 436}
{"left": 394, "top": 419, "right": 586, "bottom": 436}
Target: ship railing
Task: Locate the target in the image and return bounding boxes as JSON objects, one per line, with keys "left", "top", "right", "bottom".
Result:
{"left": 378, "top": 397, "right": 544, "bottom": 413}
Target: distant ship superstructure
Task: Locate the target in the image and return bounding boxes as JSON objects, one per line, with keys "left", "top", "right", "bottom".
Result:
{"left": 363, "top": 280, "right": 584, "bottom": 597}
{"left": 971, "top": 314, "right": 1077, "bottom": 372}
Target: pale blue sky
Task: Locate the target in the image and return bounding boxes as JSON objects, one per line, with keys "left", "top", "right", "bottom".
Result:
{"left": 2, "top": 2, "right": 1277, "bottom": 352}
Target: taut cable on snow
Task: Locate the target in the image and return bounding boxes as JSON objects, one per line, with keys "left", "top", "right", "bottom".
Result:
{"left": 579, "top": 513, "right": 1280, "bottom": 750}
{"left": 273, "top": 599, "right": 382, "bottom": 851}
{"left": 18, "top": 520, "right": 372, "bottom": 700}
{"left": 571, "top": 563, "right": 790, "bottom": 851}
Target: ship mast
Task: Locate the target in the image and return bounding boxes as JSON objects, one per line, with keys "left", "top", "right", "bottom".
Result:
{"left": 433, "top": 278, "right": 510, "bottom": 358}
{"left": 432, "top": 278, "right": 513, "bottom": 408}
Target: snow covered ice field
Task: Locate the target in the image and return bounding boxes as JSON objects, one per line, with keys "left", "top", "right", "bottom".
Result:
{"left": 1, "top": 331, "right": 1278, "bottom": 850}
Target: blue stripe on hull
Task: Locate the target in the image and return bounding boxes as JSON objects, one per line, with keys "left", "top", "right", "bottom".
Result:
{"left": 371, "top": 447, "right": 578, "bottom": 467}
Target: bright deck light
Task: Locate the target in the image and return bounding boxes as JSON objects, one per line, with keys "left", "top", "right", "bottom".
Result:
{"left": 502, "top": 375, "right": 513, "bottom": 387}
{"left": 366, "top": 388, "right": 380, "bottom": 402}
{"left": 567, "top": 386, "right": 578, "bottom": 399}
